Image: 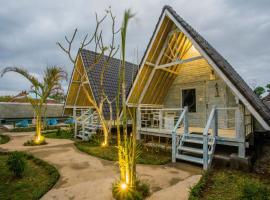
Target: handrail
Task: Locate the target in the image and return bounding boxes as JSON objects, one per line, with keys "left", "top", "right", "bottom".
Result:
{"left": 172, "top": 106, "right": 188, "bottom": 133}
{"left": 140, "top": 108, "right": 184, "bottom": 111}
{"left": 203, "top": 105, "right": 217, "bottom": 170}
{"left": 76, "top": 109, "right": 91, "bottom": 121}
{"left": 172, "top": 106, "right": 188, "bottom": 163}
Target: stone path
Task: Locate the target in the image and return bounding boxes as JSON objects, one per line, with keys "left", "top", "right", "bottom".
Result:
{"left": 0, "top": 132, "right": 201, "bottom": 200}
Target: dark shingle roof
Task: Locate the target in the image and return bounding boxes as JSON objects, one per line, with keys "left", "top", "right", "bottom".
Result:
{"left": 263, "top": 94, "right": 270, "bottom": 108}
{"left": 263, "top": 94, "right": 270, "bottom": 102}
{"left": 134, "top": 5, "right": 270, "bottom": 128}
{"left": 80, "top": 49, "right": 137, "bottom": 119}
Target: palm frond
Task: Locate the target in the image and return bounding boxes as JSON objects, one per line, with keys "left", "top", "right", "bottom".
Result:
{"left": 1, "top": 67, "right": 41, "bottom": 89}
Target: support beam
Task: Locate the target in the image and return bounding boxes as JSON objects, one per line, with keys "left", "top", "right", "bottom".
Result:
{"left": 156, "top": 56, "right": 203, "bottom": 69}
{"left": 136, "top": 107, "right": 141, "bottom": 140}
{"left": 138, "top": 36, "right": 170, "bottom": 104}
{"left": 73, "top": 107, "right": 77, "bottom": 139}
{"left": 159, "top": 68, "right": 179, "bottom": 75}
{"left": 236, "top": 106, "right": 246, "bottom": 158}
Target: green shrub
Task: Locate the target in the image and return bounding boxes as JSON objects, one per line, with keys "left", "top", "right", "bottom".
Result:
{"left": 89, "top": 134, "right": 103, "bottom": 145}
{"left": 11, "top": 125, "right": 67, "bottom": 132}
{"left": 56, "top": 128, "right": 61, "bottom": 136}
{"left": 241, "top": 182, "right": 270, "bottom": 200}
{"left": 112, "top": 179, "right": 150, "bottom": 200}
{"left": 0, "top": 134, "right": 10, "bottom": 144}
{"left": 6, "top": 151, "right": 26, "bottom": 178}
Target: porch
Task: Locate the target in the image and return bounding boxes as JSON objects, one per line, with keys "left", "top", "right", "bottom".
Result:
{"left": 136, "top": 105, "right": 249, "bottom": 169}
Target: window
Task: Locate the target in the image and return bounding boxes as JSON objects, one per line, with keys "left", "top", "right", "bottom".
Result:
{"left": 182, "top": 89, "right": 196, "bottom": 112}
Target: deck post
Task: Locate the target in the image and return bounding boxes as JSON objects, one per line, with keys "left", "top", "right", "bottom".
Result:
{"left": 203, "top": 135, "right": 208, "bottom": 170}
{"left": 136, "top": 106, "right": 141, "bottom": 140}
{"left": 172, "top": 130, "right": 176, "bottom": 163}
{"left": 183, "top": 106, "right": 189, "bottom": 135}
{"left": 73, "top": 107, "right": 77, "bottom": 139}
{"left": 159, "top": 109, "right": 163, "bottom": 130}
{"left": 213, "top": 109, "right": 218, "bottom": 137}
{"left": 236, "top": 106, "right": 245, "bottom": 158}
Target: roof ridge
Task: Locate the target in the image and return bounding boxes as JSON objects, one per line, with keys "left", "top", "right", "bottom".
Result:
{"left": 81, "top": 48, "right": 137, "bottom": 66}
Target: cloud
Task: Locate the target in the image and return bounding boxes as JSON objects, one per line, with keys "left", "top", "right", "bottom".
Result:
{"left": 0, "top": 0, "right": 269, "bottom": 95}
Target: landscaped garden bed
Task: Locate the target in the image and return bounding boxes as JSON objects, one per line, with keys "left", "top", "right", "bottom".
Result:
{"left": 0, "top": 151, "right": 59, "bottom": 200}
{"left": 75, "top": 140, "right": 171, "bottom": 165}
{"left": 190, "top": 139, "right": 270, "bottom": 200}
{"left": 0, "top": 135, "right": 10, "bottom": 144}
{"left": 189, "top": 170, "right": 270, "bottom": 200}
{"left": 10, "top": 125, "right": 70, "bottom": 133}
{"left": 44, "top": 128, "right": 74, "bottom": 139}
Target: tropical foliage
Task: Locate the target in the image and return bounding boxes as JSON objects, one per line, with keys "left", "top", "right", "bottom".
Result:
{"left": 254, "top": 83, "right": 270, "bottom": 98}
{"left": 1, "top": 66, "right": 67, "bottom": 143}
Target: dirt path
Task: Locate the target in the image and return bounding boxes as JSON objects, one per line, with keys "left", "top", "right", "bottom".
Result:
{"left": 0, "top": 132, "right": 201, "bottom": 200}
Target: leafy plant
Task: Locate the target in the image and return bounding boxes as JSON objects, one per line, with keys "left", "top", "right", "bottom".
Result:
{"left": 0, "top": 134, "right": 10, "bottom": 144}
{"left": 254, "top": 86, "right": 266, "bottom": 98}
{"left": 6, "top": 151, "right": 26, "bottom": 178}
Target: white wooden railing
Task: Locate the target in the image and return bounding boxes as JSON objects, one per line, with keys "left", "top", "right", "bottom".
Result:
{"left": 138, "top": 105, "right": 184, "bottom": 133}
{"left": 172, "top": 106, "right": 188, "bottom": 163}
{"left": 202, "top": 106, "right": 245, "bottom": 169}
{"left": 74, "top": 108, "right": 93, "bottom": 138}
{"left": 203, "top": 105, "right": 217, "bottom": 170}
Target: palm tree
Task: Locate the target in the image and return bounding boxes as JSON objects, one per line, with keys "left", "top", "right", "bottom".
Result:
{"left": 1, "top": 66, "right": 67, "bottom": 143}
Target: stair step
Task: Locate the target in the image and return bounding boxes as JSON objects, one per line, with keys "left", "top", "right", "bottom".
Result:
{"left": 183, "top": 138, "right": 214, "bottom": 145}
{"left": 183, "top": 138, "right": 203, "bottom": 144}
{"left": 85, "top": 126, "right": 96, "bottom": 130}
{"left": 184, "top": 134, "right": 204, "bottom": 138}
{"left": 176, "top": 154, "right": 203, "bottom": 165}
{"left": 178, "top": 146, "right": 203, "bottom": 154}
{"left": 77, "top": 134, "right": 84, "bottom": 139}
{"left": 79, "top": 131, "right": 91, "bottom": 136}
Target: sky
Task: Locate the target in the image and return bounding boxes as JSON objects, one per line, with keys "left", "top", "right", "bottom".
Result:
{"left": 0, "top": 0, "right": 269, "bottom": 96}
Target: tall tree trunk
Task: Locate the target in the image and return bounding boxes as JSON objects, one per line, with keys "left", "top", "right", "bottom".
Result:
{"left": 35, "top": 111, "right": 42, "bottom": 141}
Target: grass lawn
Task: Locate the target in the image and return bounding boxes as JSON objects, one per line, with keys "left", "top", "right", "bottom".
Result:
{"left": 75, "top": 141, "right": 171, "bottom": 165}
{"left": 0, "top": 135, "right": 10, "bottom": 144}
{"left": 189, "top": 170, "right": 270, "bottom": 200}
{"left": 0, "top": 152, "right": 59, "bottom": 200}
{"left": 44, "top": 129, "right": 74, "bottom": 139}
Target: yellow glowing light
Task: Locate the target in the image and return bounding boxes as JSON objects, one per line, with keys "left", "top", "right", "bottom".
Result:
{"left": 34, "top": 135, "right": 44, "bottom": 144}
{"left": 190, "top": 45, "right": 196, "bottom": 51}
{"left": 101, "top": 142, "right": 106, "bottom": 147}
{"left": 120, "top": 183, "right": 127, "bottom": 190}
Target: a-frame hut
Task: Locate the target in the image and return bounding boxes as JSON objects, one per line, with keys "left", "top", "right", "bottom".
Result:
{"left": 127, "top": 6, "right": 270, "bottom": 169}
{"left": 64, "top": 49, "right": 137, "bottom": 139}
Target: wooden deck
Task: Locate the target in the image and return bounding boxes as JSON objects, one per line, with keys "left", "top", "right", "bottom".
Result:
{"left": 139, "top": 126, "right": 236, "bottom": 138}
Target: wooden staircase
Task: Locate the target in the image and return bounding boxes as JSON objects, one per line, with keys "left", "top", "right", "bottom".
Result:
{"left": 176, "top": 134, "right": 216, "bottom": 167}
{"left": 172, "top": 106, "right": 218, "bottom": 170}
{"left": 75, "top": 109, "right": 100, "bottom": 141}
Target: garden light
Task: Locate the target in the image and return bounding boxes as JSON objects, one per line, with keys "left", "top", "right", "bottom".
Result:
{"left": 120, "top": 182, "right": 127, "bottom": 190}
